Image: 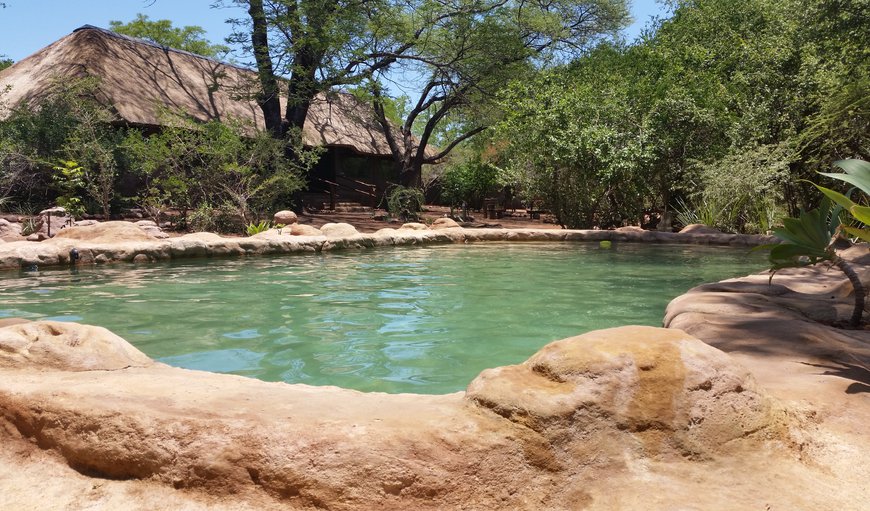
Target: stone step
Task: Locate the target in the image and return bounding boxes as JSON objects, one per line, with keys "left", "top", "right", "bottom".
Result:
{"left": 333, "top": 206, "right": 373, "bottom": 213}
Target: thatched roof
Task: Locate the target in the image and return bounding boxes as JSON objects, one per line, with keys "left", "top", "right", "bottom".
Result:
{"left": 0, "top": 25, "right": 420, "bottom": 158}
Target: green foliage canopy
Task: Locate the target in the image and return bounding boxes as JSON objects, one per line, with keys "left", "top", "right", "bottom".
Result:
{"left": 109, "top": 14, "right": 230, "bottom": 58}
{"left": 122, "top": 114, "right": 316, "bottom": 229}
{"left": 490, "top": 0, "right": 870, "bottom": 231}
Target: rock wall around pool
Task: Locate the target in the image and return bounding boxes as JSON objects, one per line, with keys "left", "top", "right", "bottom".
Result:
{"left": 0, "top": 321, "right": 801, "bottom": 510}
{"left": 0, "top": 221, "right": 774, "bottom": 271}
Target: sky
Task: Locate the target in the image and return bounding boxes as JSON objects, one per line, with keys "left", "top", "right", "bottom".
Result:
{"left": 0, "top": 0, "right": 669, "bottom": 63}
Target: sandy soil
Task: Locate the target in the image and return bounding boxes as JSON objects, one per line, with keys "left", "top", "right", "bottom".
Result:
{"left": 299, "top": 205, "right": 563, "bottom": 233}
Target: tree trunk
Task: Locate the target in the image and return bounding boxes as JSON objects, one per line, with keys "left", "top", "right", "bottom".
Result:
{"left": 285, "top": 47, "right": 317, "bottom": 133}
{"left": 834, "top": 257, "right": 866, "bottom": 327}
{"left": 248, "top": 0, "right": 283, "bottom": 137}
{"left": 397, "top": 160, "right": 420, "bottom": 187}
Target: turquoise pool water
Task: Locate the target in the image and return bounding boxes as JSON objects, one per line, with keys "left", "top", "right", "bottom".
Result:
{"left": 0, "top": 243, "right": 765, "bottom": 393}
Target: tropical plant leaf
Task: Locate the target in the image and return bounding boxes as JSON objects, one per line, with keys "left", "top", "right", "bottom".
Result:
{"left": 776, "top": 207, "right": 829, "bottom": 249}
{"left": 833, "top": 158, "right": 870, "bottom": 176}
{"left": 818, "top": 159, "right": 870, "bottom": 195}
{"left": 842, "top": 225, "right": 870, "bottom": 242}
{"left": 768, "top": 242, "right": 828, "bottom": 261}
{"left": 812, "top": 183, "right": 856, "bottom": 211}
{"left": 772, "top": 222, "right": 811, "bottom": 247}
{"left": 849, "top": 205, "right": 870, "bottom": 225}
{"left": 800, "top": 208, "right": 830, "bottom": 247}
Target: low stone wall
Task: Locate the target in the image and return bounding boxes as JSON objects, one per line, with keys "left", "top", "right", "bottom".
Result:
{"left": 0, "top": 323, "right": 797, "bottom": 510}
{"left": 0, "top": 221, "right": 775, "bottom": 272}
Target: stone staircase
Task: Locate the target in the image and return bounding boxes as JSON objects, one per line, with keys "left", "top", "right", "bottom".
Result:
{"left": 333, "top": 202, "right": 373, "bottom": 213}
{"left": 301, "top": 193, "right": 374, "bottom": 213}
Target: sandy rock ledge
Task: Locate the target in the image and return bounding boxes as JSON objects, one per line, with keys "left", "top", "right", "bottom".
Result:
{"left": 0, "top": 221, "right": 774, "bottom": 271}
{"left": 0, "top": 319, "right": 859, "bottom": 510}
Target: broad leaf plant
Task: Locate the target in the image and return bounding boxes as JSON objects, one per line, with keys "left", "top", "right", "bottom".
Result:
{"left": 760, "top": 159, "right": 870, "bottom": 327}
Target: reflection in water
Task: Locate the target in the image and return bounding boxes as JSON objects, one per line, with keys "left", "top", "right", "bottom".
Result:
{"left": 0, "top": 243, "right": 765, "bottom": 393}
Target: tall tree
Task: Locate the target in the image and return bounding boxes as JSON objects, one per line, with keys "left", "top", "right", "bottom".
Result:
{"left": 370, "top": 0, "right": 630, "bottom": 184}
{"left": 109, "top": 14, "right": 230, "bottom": 58}
{"left": 223, "top": 0, "right": 628, "bottom": 182}
{"left": 220, "top": 0, "right": 409, "bottom": 138}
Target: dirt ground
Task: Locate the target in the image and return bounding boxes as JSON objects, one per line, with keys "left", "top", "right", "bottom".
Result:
{"left": 300, "top": 205, "right": 563, "bottom": 233}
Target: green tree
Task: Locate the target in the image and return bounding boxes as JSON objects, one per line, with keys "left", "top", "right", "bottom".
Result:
{"left": 441, "top": 158, "right": 502, "bottom": 211}
{"left": 0, "top": 58, "right": 11, "bottom": 72}
{"left": 367, "top": 0, "right": 630, "bottom": 184}
{"left": 109, "top": 14, "right": 230, "bottom": 58}
{"left": 490, "top": 0, "right": 869, "bottom": 230}
{"left": 222, "top": 0, "right": 627, "bottom": 173}
{"left": 218, "top": 0, "right": 410, "bottom": 138}
{"left": 122, "top": 114, "right": 317, "bottom": 230}
{"left": 0, "top": 77, "right": 116, "bottom": 211}
{"left": 496, "top": 59, "right": 647, "bottom": 228}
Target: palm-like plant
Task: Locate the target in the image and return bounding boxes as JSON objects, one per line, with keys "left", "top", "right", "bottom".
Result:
{"left": 760, "top": 201, "right": 865, "bottom": 327}
{"left": 815, "top": 159, "right": 870, "bottom": 242}
{"left": 759, "top": 158, "right": 870, "bottom": 327}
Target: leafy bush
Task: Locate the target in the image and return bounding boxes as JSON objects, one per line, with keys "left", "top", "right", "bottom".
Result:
{"left": 51, "top": 160, "right": 86, "bottom": 219}
{"left": 441, "top": 160, "right": 502, "bottom": 210}
{"left": 495, "top": 70, "right": 650, "bottom": 229}
{"left": 245, "top": 220, "right": 271, "bottom": 236}
{"left": 695, "top": 143, "right": 792, "bottom": 233}
{"left": 123, "top": 115, "right": 316, "bottom": 227}
{"left": 387, "top": 186, "right": 425, "bottom": 222}
{"left": 1, "top": 77, "right": 319, "bottom": 227}
{"left": 187, "top": 201, "right": 246, "bottom": 234}
{"left": 0, "top": 77, "right": 122, "bottom": 215}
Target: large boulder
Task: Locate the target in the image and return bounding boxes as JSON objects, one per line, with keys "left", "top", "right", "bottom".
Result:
{"left": 250, "top": 224, "right": 324, "bottom": 238}
{"left": 273, "top": 210, "right": 298, "bottom": 225}
{"left": 400, "top": 222, "right": 430, "bottom": 231}
{"left": 0, "top": 219, "right": 22, "bottom": 238}
{"left": 287, "top": 223, "right": 323, "bottom": 236}
{"left": 466, "top": 326, "right": 784, "bottom": 458}
{"left": 51, "top": 221, "right": 159, "bottom": 243}
{"left": 179, "top": 232, "right": 225, "bottom": 242}
{"left": 320, "top": 222, "right": 359, "bottom": 238}
{"left": 679, "top": 223, "right": 723, "bottom": 235}
{"left": 36, "top": 207, "right": 71, "bottom": 236}
{"left": 431, "top": 218, "right": 460, "bottom": 230}
{"left": 0, "top": 321, "right": 152, "bottom": 371}
{"left": 615, "top": 225, "right": 645, "bottom": 232}
{"left": 134, "top": 220, "right": 169, "bottom": 239}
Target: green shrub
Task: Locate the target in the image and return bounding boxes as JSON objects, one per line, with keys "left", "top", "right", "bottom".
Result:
{"left": 188, "top": 201, "right": 245, "bottom": 234}
{"left": 245, "top": 220, "right": 271, "bottom": 236}
{"left": 51, "top": 160, "right": 86, "bottom": 219}
{"left": 695, "top": 143, "right": 791, "bottom": 233}
{"left": 123, "top": 116, "right": 315, "bottom": 227}
{"left": 387, "top": 186, "right": 425, "bottom": 222}
{"left": 441, "top": 160, "right": 501, "bottom": 210}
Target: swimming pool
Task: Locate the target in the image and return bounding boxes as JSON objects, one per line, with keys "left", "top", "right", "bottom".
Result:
{"left": 0, "top": 242, "right": 765, "bottom": 393}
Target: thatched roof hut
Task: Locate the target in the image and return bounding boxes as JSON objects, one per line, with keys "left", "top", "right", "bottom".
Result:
{"left": 0, "top": 25, "right": 409, "bottom": 158}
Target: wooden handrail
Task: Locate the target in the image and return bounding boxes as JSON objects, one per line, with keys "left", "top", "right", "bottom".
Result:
{"left": 315, "top": 178, "right": 377, "bottom": 198}
{"left": 341, "top": 176, "right": 377, "bottom": 190}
